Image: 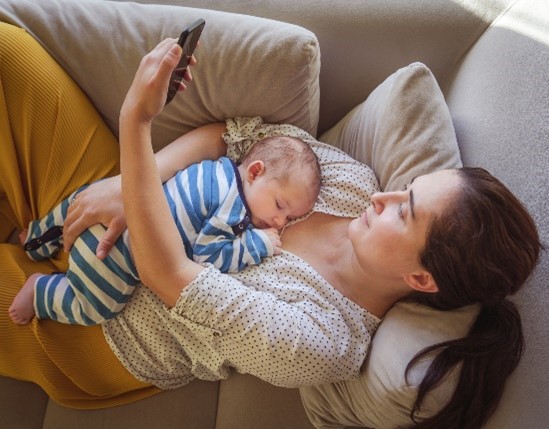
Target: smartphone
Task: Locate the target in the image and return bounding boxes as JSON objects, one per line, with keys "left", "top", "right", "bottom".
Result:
{"left": 165, "top": 18, "right": 205, "bottom": 105}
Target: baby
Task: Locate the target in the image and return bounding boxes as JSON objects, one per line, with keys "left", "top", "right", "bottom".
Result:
{"left": 9, "top": 136, "right": 321, "bottom": 326}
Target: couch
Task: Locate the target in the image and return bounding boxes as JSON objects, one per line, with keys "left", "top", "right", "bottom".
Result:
{"left": 1, "top": 0, "right": 548, "bottom": 428}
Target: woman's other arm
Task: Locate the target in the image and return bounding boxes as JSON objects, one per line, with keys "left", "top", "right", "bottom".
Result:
{"left": 156, "top": 122, "right": 227, "bottom": 182}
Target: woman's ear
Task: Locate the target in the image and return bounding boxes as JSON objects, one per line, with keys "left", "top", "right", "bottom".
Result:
{"left": 403, "top": 270, "right": 439, "bottom": 293}
{"left": 247, "top": 160, "right": 265, "bottom": 182}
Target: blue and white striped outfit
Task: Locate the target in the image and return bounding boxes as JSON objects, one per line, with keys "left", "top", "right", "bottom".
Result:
{"left": 23, "top": 157, "right": 273, "bottom": 325}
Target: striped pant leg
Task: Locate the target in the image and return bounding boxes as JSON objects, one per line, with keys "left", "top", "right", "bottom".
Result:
{"left": 23, "top": 187, "right": 88, "bottom": 261}
{"left": 34, "top": 224, "right": 140, "bottom": 325}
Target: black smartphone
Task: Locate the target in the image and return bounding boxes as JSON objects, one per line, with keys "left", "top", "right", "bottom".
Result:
{"left": 165, "top": 18, "right": 205, "bottom": 105}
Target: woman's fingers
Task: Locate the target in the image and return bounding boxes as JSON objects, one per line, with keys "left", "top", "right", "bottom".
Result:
{"left": 122, "top": 39, "right": 183, "bottom": 121}
{"left": 63, "top": 177, "right": 125, "bottom": 255}
{"left": 96, "top": 217, "right": 127, "bottom": 260}
{"left": 158, "top": 43, "right": 183, "bottom": 81}
{"left": 63, "top": 202, "right": 91, "bottom": 251}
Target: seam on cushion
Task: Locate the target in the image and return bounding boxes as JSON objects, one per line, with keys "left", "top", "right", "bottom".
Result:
{"left": 488, "top": 0, "right": 521, "bottom": 26}
{"left": 304, "top": 37, "right": 320, "bottom": 137}
{"left": 442, "top": 0, "right": 520, "bottom": 91}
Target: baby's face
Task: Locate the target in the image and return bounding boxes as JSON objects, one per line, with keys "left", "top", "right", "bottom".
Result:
{"left": 245, "top": 172, "right": 316, "bottom": 230}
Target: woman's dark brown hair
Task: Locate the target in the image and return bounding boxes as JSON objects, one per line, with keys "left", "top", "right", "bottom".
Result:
{"left": 405, "top": 167, "right": 542, "bottom": 429}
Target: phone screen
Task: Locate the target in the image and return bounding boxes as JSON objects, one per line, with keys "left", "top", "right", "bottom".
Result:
{"left": 166, "top": 18, "right": 205, "bottom": 104}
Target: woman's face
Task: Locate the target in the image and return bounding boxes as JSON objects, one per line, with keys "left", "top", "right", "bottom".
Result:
{"left": 348, "top": 169, "right": 460, "bottom": 282}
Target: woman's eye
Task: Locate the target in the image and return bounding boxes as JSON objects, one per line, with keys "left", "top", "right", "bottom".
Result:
{"left": 276, "top": 200, "right": 281, "bottom": 209}
{"left": 398, "top": 203, "right": 404, "bottom": 218}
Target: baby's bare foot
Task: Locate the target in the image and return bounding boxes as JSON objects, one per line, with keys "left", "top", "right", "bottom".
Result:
{"left": 9, "top": 273, "right": 40, "bottom": 325}
{"left": 19, "top": 228, "right": 28, "bottom": 246}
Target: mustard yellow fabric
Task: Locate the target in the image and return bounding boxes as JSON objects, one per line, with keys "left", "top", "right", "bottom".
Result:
{"left": 0, "top": 23, "right": 160, "bottom": 408}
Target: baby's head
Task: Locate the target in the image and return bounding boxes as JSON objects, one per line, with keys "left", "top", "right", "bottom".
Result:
{"left": 240, "top": 136, "right": 321, "bottom": 230}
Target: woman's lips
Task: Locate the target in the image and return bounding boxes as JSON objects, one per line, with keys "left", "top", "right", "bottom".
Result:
{"left": 362, "top": 211, "right": 369, "bottom": 227}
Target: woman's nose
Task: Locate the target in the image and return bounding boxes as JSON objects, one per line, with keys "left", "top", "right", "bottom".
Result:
{"left": 371, "top": 191, "right": 401, "bottom": 213}
{"left": 371, "top": 192, "right": 384, "bottom": 213}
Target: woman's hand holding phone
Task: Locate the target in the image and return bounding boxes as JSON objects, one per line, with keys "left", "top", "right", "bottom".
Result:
{"left": 121, "top": 38, "right": 183, "bottom": 124}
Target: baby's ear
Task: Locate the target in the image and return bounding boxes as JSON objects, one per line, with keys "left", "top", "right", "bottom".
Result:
{"left": 247, "top": 160, "right": 265, "bottom": 181}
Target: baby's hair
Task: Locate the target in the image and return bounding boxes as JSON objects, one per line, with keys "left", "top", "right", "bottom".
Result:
{"left": 242, "top": 135, "right": 322, "bottom": 199}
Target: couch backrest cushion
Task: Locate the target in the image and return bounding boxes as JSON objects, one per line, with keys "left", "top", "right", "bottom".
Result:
{"left": 0, "top": 0, "right": 320, "bottom": 150}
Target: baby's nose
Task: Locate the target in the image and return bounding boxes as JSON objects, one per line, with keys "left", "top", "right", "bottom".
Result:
{"left": 272, "top": 216, "right": 286, "bottom": 229}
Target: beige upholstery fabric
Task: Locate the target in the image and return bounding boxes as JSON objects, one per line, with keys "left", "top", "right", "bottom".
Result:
{"left": 0, "top": 0, "right": 320, "bottom": 150}
{"left": 136, "top": 0, "right": 514, "bottom": 136}
{"left": 320, "top": 62, "right": 462, "bottom": 192}
{"left": 41, "top": 381, "right": 219, "bottom": 429}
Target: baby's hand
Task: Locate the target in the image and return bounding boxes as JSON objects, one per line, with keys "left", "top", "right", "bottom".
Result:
{"left": 263, "top": 227, "right": 282, "bottom": 255}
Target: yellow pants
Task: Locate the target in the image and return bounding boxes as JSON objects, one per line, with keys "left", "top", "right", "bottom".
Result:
{"left": 0, "top": 23, "right": 160, "bottom": 408}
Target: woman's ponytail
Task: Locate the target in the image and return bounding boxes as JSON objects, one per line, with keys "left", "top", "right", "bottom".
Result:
{"left": 405, "top": 300, "right": 524, "bottom": 429}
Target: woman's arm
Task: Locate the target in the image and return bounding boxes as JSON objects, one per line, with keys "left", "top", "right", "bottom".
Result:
{"left": 118, "top": 39, "right": 204, "bottom": 306}
{"left": 155, "top": 122, "right": 227, "bottom": 182}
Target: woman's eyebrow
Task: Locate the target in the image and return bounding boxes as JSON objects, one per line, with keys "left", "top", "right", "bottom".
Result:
{"left": 409, "top": 189, "right": 416, "bottom": 220}
{"left": 406, "top": 176, "right": 416, "bottom": 220}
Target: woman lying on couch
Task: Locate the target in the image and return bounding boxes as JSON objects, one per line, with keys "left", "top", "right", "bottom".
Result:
{"left": 0, "top": 22, "right": 541, "bottom": 429}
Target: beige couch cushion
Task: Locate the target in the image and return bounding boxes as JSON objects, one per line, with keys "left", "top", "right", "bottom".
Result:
{"left": 320, "top": 62, "right": 462, "bottom": 191}
{"left": 301, "top": 63, "right": 476, "bottom": 428}
{"left": 0, "top": 0, "right": 320, "bottom": 150}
